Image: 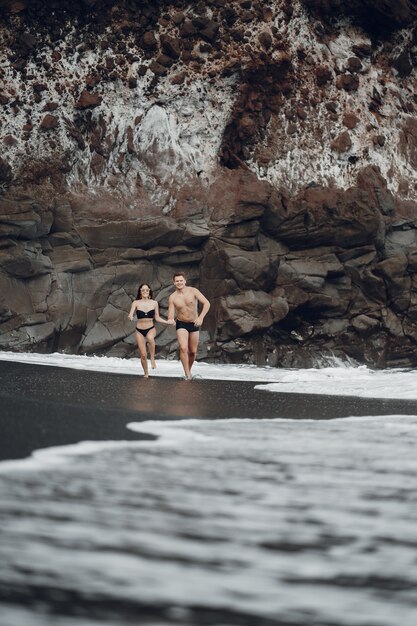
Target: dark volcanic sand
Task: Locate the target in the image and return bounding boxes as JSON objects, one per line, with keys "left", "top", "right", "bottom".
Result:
{"left": 1, "top": 360, "right": 417, "bottom": 462}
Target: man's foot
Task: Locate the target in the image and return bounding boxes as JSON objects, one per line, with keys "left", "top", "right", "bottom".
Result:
{"left": 151, "top": 358, "right": 156, "bottom": 369}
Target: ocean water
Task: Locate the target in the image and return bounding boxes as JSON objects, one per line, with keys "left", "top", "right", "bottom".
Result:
{"left": 0, "top": 352, "right": 417, "bottom": 626}
{"left": 1, "top": 350, "right": 417, "bottom": 399}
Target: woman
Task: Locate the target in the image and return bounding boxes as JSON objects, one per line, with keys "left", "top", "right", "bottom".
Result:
{"left": 128, "top": 283, "right": 172, "bottom": 378}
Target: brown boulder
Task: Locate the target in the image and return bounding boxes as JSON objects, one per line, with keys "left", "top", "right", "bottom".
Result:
{"left": 315, "top": 65, "right": 333, "bottom": 86}
{"left": 172, "top": 12, "right": 185, "bottom": 25}
{"left": 74, "top": 216, "right": 207, "bottom": 249}
{"left": 48, "top": 245, "right": 92, "bottom": 273}
{"left": 40, "top": 114, "right": 59, "bottom": 130}
{"left": 330, "top": 131, "right": 352, "bottom": 153}
{"left": 209, "top": 170, "right": 272, "bottom": 224}
{"left": 179, "top": 20, "right": 197, "bottom": 38}
{"left": 238, "top": 114, "right": 257, "bottom": 139}
{"left": 160, "top": 34, "right": 181, "bottom": 59}
{"left": 212, "top": 220, "right": 260, "bottom": 250}
{"left": 75, "top": 90, "right": 102, "bottom": 109}
{"left": 399, "top": 116, "right": 417, "bottom": 170}
{"left": 346, "top": 56, "right": 363, "bottom": 73}
{"left": 0, "top": 242, "right": 52, "bottom": 278}
{"left": 392, "top": 49, "right": 413, "bottom": 77}
{"left": 262, "top": 185, "right": 385, "bottom": 249}
{"left": 352, "top": 43, "right": 372, "bottom": 57}
{"left": 0, "top": 195, "right": 53, "bottom": 239}
{"left": 0, "top": 273, "right": 33, "bottom": 323}
{"left": 156, "top": 54, "right": 174, "bottom": 68}
{"left": 351, "top": 314, "right": 380, "bottom": 338}
{"left": 0, "top": 158, "right": 13, "bottom": 185}
{"left": 80, "top": 287, "right": 135, "bottom": 353}
{"left": 149, "top": 60, "right": 167, "bottom": 76}
{"left": 286, "top": 251, "right": 344, "bottom": 280}
{"left": 3, "top": 135, "right": 17, "bottom": 146}
{"left": 217, "top": 290, "right": 289, "bottom": 340}
{"left": 357, "top": 166, "right": 395, "bottom": 216}
{"left": 348, "top": 267, "right": 387, "bottom": 302}
{"left": 375, "top": 252, "right": 411, "bottom": 310}
{"left": 336, "top": 74, "right": 359, "bottom": 91}
{"left": 343, "top": 112, "right": 359, "bottom": 129}
{"left": 32, "top": 82, "right": 47, "bottom": 93}
{"left": 200, "top": 21, "right": 220, "bottom": 43}
{"left": 375, "top": 134, "right": 386, "bottom": 147}
{"left": 202, "top": 241, "right": 279, "bottom": 296}
{"left": 142, "top": 31, "right": 158, "bottom": 50}
{"left": 258, "top": 31, "right": 273, "bottom": 50}
{"left": 43, "top": 102, "right": 59, "bottom": 112}
{"left": 52, "top": 203, "right": 73, "bottom": 233}
{"left": 90, "top": 152, "right": 106, "bottom": 177}
{"left": 170, "top": 71, "right": 186, "bottom": 85}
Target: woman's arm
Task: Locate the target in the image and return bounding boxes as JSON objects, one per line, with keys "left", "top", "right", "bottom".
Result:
{"left": 128, "top": 300, "right": 137, "bottom": 321}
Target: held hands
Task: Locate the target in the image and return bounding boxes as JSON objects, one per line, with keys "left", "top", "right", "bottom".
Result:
{"left": 166, "top": 318, "right": 176, "bottom": 326}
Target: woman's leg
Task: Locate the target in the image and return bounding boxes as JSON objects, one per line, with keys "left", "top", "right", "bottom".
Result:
{"left": 135, "top": 331, "right": 149, "bottom": 377}
{"left": 147, "top": 327, "right": 157, "bottom": 368}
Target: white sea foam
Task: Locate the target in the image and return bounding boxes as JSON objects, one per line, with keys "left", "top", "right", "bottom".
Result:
{"left": 0, "top": 350, "right": 416, "bottom": 400}
{"left": 1, "top": 415, "right": 417, "bottom": 626}
{"left": 0, "top": 440, "right": 144, "bottom": 474}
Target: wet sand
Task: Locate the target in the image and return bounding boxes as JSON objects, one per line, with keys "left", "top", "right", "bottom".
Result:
{"left": 2, "top": 359, "right": 417, "bottom": 462}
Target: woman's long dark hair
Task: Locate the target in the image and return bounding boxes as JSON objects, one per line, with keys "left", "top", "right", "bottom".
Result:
{"left": 137, "top": 283, "right": 153, "bottom": 299}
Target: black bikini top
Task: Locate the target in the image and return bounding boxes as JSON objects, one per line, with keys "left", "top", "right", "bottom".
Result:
{"left": 136, "top": 308, "right": 155, "bottom": 319}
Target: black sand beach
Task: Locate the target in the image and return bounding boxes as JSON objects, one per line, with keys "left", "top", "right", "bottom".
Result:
{"left": 2, "top": 359, "right": 417, "bottom": 462}
{"left": 2, "top": 359, "right": 417, "bottom": 626}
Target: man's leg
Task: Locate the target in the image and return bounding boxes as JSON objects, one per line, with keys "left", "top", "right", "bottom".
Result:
{"left": 177, "top": 329, "right": 191, "bottom": 379}
{"left": 188, "top": 330, "right": 200, "bottom": 375}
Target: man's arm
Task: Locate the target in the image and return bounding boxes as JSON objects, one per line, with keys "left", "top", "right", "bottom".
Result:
{"left": 193, "top": 289, "right": 210, "bottom": 327}
{"left": 154, "top": 301, "right": 174, "bottom": 325}
{"left": 167, "top": 294, "right": 176, "bottom": 323}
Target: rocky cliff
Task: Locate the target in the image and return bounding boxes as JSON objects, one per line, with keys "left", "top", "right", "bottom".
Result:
{"left": 1, "top": 0, "right": 417, "bottom": 367}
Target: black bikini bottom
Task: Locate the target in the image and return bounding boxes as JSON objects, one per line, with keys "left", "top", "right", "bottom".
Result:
{"left": 136, "top": 326, "right": 155, "bottom": 337}
{"left": 176, "top": 319, "right": 199, "bottom": 333}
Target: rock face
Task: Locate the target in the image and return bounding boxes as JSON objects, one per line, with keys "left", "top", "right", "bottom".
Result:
{"left": 302, "top": 1, "right": 417, "bottom": 28}
{"left": 1, "top": 0, "right": 417, "bottom": 367}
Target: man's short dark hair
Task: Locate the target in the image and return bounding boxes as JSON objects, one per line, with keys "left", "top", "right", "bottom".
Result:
{"left": 173, "top": 272, "right": 186, "bottom": 280}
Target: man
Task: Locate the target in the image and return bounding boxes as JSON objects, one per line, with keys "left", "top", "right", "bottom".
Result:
{"left": 168, "top": 272, "right": 210, "bottom": 380}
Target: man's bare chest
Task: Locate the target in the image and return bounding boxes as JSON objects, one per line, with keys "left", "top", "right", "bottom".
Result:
{"left": 173, "top": 292, "right": 195, "bottom": 308}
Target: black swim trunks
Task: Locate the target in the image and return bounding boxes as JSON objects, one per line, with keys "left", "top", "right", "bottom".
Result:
{"left": 176, "top": 319, "right": 200, "bottom": 333}
{"left": 136, "top": 326, "right": 155, "bottom": 337}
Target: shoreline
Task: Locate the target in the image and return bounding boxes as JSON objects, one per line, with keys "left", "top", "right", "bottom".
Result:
{"left": 2, "top": 360, "right": 417, "bottom": 462}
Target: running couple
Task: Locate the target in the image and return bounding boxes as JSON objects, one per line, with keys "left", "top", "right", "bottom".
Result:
{"left": 128, "top": 272, "right": 210, "bottom": 380}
